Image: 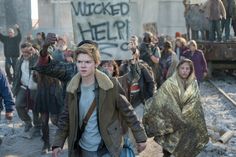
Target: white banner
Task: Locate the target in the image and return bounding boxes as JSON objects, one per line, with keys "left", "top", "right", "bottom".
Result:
{"left": 186, "top": 0, "right": 207, "bottom": 4}
{"left": 71, "top": 0, "right": 132, "bottom": 60}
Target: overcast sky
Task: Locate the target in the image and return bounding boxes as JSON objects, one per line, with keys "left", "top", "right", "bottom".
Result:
{"left": 31, "top": 0, "right": 38, "bottom": 19}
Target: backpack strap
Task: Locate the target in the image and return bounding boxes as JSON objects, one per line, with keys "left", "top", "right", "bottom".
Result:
{"left": 80, "top": 98, "right": 96, "bottom": 138}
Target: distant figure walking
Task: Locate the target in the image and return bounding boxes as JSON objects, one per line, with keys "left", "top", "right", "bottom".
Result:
{"left": 0, "top": 24, "right": 22, "bottom": 83}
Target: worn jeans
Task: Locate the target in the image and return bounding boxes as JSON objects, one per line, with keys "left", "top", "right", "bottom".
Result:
{"left": 222, "top": 18, "right": 231, "bottom": 40}
{"left": 41, "top": 112, "right": 58, "bottom": 143}
{"left": 209, "top": 20, "right": 222, "bottom": 41}
{"left": 15, "top": 87, "right": 41, "bottom": 127}
{"left": 5, "top": 57, "right": 17, "bottom": 82}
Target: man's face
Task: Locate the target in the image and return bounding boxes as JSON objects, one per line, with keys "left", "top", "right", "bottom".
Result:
{"left": 102, "top": 61, "right": 114, "bottom": 76}
{"left": 130, "top": 53, "right": 139, "bottom": 64}
{"left": 21, "top": 47, "right": 32, "bottom": 60}
{"left": 76, "top": 53, "right": 97, "bottom": 78}
{"left": 8, "top": 30, "right": 14, "bottom": 38}
{"left": 56, "top": 40, "right": 67, "bottom": 51}
{"left": 36, "top": 34, "right": 42, "bottom": 40}
{"left": 128, "top": 37, "right": 138, "bottom": 49}
{"left": 190, "top": 45, "right": 196, "bottom": 52}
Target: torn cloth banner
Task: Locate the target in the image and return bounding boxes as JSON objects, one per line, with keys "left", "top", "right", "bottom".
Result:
{"left": 71, "top": 0, "right": 132, "bottom": 60}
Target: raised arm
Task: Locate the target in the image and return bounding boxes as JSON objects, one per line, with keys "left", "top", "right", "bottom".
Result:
{"left": 32, "top": 60, "right": 77, "bottom": 83}
{"left": 0, "top": 29, "right": 7, "bottom": 43}
{"left": 14, "top": 24, "right": 22, "bottom": 43}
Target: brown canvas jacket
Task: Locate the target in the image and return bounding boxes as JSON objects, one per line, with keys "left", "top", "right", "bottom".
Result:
{"left": 52, "top": 69, "right": 147, "bottom": 157}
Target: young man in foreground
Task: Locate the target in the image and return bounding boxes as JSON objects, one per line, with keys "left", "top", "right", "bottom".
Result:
{"left": 52, "top": 43, "right": 147, "bottom": 157}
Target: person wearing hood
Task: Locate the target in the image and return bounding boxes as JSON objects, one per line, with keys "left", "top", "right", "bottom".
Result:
{"left": 143, "top": 59, "right": 209, "bottom": 157}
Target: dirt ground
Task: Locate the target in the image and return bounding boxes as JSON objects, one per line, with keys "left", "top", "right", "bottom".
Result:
{"left": 0, "top": 112, "right": 163, "bottom": 157}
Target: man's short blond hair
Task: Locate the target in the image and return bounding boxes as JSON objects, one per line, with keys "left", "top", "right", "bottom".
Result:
{"left": 75, "top": 43, "right": 100, "bottom": 64}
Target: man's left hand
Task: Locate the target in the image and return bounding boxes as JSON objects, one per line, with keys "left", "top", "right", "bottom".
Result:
{"left": 14, "top": 24, "right": 19, "bottom": 29}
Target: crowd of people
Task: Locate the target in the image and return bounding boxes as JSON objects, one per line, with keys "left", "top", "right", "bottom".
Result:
{"left": 0, "top": 21, "right": 210, "bottom": 157}
{"left": 184, "top": 0, "right": 236, "bottom": 41}
{"left": 4, "top": 1, "right": 236, "bottom": 156}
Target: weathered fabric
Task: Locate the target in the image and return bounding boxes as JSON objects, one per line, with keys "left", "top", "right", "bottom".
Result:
{"left": 143, "top": 72, "right": 208, "bottom": 157}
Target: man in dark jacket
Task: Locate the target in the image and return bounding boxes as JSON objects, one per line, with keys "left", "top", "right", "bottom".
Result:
{"left": 0, "top": 68, "right": 15, "bottom": 145}
{"left": 139, "top": 32, "right": 161, "bottom": 79}
{"left": 119, "top": 49, "right": 155, "bottom": 121}
{"left": 12, "top": 42, "right": 41, "bottom": 133}
{"left": 0, "top": 24, "right": 22, "bottom": 83}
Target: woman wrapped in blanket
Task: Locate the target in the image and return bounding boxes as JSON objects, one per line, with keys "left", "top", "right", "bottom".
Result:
{"left": 143, "top": 59, "right": 209, "bottom": 157}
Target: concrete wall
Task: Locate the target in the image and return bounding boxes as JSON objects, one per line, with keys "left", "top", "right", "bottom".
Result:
{"left": 0, "top": 1, "right": 6, "bottom": 31}
{"left": 37, "top": 0, "right": 73, "bottom": 42}
{"left": 2, "top": 0, "right": 32, "bottom": 38}
{"left": 0, "top": 1, "right": 6, "bottom": 58}
{"left": 0, "top": 0, "right": 31, "bottom": 58}
{"left": 37, "top": 0, "right": 186, "bottom": 41}
{"left": 130, "top": 0, "right": 186, "bottom": 37}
